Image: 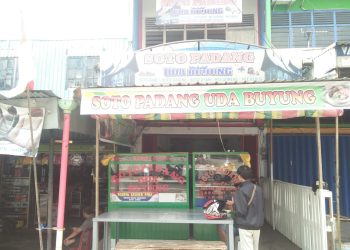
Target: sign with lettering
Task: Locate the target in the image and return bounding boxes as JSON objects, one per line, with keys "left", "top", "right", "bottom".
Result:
{"left": 81, "top": 81, "right": 350, "bottom": 115}
{"left": 100, "top": 48, "right": 306, "bottom": 87}
{"left": 155, "top": 0, "right": 242, "bottom": 25}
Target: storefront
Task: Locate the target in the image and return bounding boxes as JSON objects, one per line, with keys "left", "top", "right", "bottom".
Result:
{"left": 80, "top": 81, "right": 343, "bottom": 242}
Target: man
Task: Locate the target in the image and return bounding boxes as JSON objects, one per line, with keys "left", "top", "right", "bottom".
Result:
{"left": 226, "top": 165, "right": 264, "bottom": 250}
{"left": 63, "top": 206, "right": 94, "bottom": 249}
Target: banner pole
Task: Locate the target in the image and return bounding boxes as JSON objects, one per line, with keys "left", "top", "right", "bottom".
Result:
{"left": 47, "top": 131, "right": 54, "bottom": 250}
{"left": 55, "top": 100, "right": 77, "bottom": 250}
{"left": 335, "top": 116, "right": 341, "bottom": 248}
{"left": 26, "top": 87, "right": 44, "bottom": 250}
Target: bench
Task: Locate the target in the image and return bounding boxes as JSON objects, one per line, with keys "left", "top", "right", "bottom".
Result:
{"left": 115, "top": 239, "right": 227, "bottom": 250}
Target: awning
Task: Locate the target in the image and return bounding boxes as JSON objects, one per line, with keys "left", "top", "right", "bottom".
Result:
{"left": 107, "top": 109, "right": 342, "bottom": 121}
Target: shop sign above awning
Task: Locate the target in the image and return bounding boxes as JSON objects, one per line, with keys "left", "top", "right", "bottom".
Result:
{"left": 155, "top": 0, "right": 242, "bottom": 25}
{"left": 81, "top": 81, "right": 348, "bottom": 118}
{"left": 100, "top": 48, "right": 306, "bottom": 87}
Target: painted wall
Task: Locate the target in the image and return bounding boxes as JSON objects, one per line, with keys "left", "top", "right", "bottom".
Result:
{"left": 139, "top": 0, "right": 260, "bottom": 48}
{"left": 273, "top": 0, "right": 350, "bottom": 11}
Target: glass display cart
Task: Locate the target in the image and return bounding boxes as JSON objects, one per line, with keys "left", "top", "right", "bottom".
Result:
{"left": 108, "top": 153, "right": 190, "bottom": 239}
{"left": 192, "top": 152, "right": 250, "bottom": 240}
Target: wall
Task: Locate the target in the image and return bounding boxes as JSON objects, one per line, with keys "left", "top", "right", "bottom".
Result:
{"left": 226, "top": 0, "right": 259, "bottom": 45}
{"left": 273, "top": 0, "right": 350, "bottom": 11}
{"left": 140, "top": 0, "right": 260, "bottom": 47}
{"left": 69, "top": 107, "right": 96, "bottom": 136}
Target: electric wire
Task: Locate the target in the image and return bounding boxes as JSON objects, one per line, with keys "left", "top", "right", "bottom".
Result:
{"left": 217, "top": 120, "right": 227, "bottom": 152}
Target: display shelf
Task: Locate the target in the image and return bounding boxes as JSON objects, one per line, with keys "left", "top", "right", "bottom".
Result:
{"left": 0, "top": 160, "right": 31, "bottom": 230}
{"left": 192, "top": 152, "right": 250, "bottom": 241}
{"left": 108, "top": 153, "right": 190, "bottom": 240}
{"left": 192, "top": 152, "right": 250, "bottom": 207}
{"left": 109, "top": 153, "right": 189, "bottom": 208}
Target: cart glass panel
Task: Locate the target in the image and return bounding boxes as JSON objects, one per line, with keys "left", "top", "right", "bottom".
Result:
{"left": 193, "top": 152, "right": 250, "bottom": 207}
{"left": 109, "top": 153, "right": 189, "bottom": 205}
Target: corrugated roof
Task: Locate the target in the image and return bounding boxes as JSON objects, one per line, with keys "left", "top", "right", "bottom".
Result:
{"left": 0, "top": 38, "right": 129, "bottom": 99}
{"left": 0, "top": 90, "right": 57, "bottom": 100}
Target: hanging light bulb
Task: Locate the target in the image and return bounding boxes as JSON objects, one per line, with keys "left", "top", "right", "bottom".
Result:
{"left": 224, "top": 156, "right": 229, "bottom": 167}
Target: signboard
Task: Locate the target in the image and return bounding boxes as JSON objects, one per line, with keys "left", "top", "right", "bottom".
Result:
{"left": 100, "top": 49, "right": 306, "bottom": 87}
{"left": 155, "top": 0, "right": 242, "bottom": 25}
{"left": 0, "top": 103, "right": 45, "bottom": 156}
{"left": 111, "top": 192, "right": 159, "bottom": 202}
{"left": 81, "top": 81, "right": 350, "bottom": 115}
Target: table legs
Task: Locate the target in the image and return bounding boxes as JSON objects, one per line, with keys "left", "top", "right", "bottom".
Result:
{"left": 228, "top": 223, "right": 234, "bottom": 250}
{"left": 92, "top": 221, "right": 98, "bottom": 250}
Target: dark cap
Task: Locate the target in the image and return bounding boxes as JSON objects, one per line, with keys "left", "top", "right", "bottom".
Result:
{"left": 237, "top": 165, "right": 253, "bottom": 180}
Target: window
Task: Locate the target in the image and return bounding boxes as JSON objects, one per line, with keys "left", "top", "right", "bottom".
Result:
{"left": 66, "top": 56, "right": 99, "bottom": 88}
{"left": 145, "top": 15, "right": 255, "bottom": 48}
{"left": 272, "top": 10, "right": 350, "bottom": 48}
{"left": 0, "top": 57, "right": 18, "bottom": 90}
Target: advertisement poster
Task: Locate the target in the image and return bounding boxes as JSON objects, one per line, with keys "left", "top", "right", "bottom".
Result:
{"left": 0, "top": 103, "right": 45, "bottom": 157}
{"left": 155, "top": 0, "right": 242, "bottom": 25}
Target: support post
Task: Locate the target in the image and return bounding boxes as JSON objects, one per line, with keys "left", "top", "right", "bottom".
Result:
{"left": 55, "top": 100, "right": 77, "bottom": 250}
{"left": 335, "top": 116, "right": 341, "bottom": 248}
{"left": 95, "top": 117, "right": 100, "bottom": 217}
{"left": 47, "top": 132, "right": 54, "bottom": 250}
{"left": 265, "top": 0, "right": 272, "bottom": 48}
{"left": 269, "top": 120, "right": 275, "bottom": 230}
{"left": 315, "top": 117, "right": 323, "bottom": 188}
{"left": 26, "top": 88, "right": 44, "bottom": 250}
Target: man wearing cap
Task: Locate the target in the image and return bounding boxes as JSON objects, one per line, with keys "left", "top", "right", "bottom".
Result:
{"left": 226, "top": 165, "right": 264, "bottom": 250}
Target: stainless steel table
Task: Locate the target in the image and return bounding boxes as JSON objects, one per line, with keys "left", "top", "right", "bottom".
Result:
{"left": 92, "top": 208, "right": 234, "bottom": 250}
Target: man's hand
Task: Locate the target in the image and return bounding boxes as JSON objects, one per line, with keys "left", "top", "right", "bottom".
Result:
{"left": 63, "top": 238, "right": 75, "bottom": 246}
{"left": 226, "top": 200, "right": 234, "bottom": 206}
